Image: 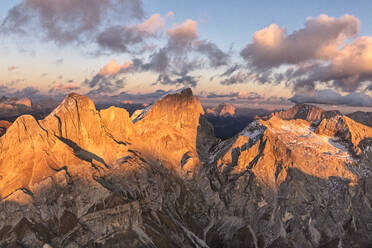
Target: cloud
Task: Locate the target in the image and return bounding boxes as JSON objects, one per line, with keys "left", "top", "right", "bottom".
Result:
{"left": 199, "top": 91, "right": 291, "bottom": 105}
{"left": 83, "top": 74, "right": 126, "bottom": 95}
{"left": 56, "top": 58, "right": 63, "bottom": 64}
{"left": 1, "top": 0, "right": 144, "bottom": 45}
{"left": 8, "top": 66, "right": 18, "bottom": 72}
{"left": 96, "top": 13, "right": 166, "bottom": 53}
{"left": 289, "top": 89, "right": 372, "bottom": 107}
{"left": 238, "top": 14, "right": 372, "bottom": 93}
{"left": 94, "top": 19, "right": 229, "bottom": 89}
{"left": 166, "top": 11, "right": 175, "bottom": 19}
{"left": 142, "top": 19, "right": 228, "bottom": 86}
{"left": 203, "top": 91, "right": 263, "bottom": 100}
{"left": 82, "top": 59, "right": 134, "bottom": 95}
{"left": 241, "top": 14, "right": 359, "bottom": 69}
{"left": 195, "top": 41, "right": 230, "bottom": 68}
{"left": 98, "top": 59, "right": 133, "bottom": 76}
{"left": 91, "top": 89, "right": 170, "bottom": 103}
{"left": 167, "top": 19, "right": 198, "bottom": 49}
{"left": 220, "top": 64, "right": 241, "bottom": 77}
{"left": 13, "top": 87, "right": 40, "bottom": 98}
{"left": 220, "top": 71, "right": 250, "bottom": 85}
{"left": 48, "top": 83, "right": 80, "bottom": 94}
{"left": 154, "top": 73, "right": 198, "bottom": 87}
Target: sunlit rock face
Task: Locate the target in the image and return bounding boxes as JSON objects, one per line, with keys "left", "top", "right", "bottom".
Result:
{"left": 132, "top": 88, "right": 213, "bottom": 175}
{"left": 0, "top": 88, "right": 372, "bottom": 247}
{"left": 216, "top": 116, "right": 357, "bottom": 189}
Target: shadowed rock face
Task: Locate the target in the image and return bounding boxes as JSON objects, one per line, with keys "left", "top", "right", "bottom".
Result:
{"left": 0, "top": 120, "right": 11, "bottom": 137}
{"left": 347, "top": 111, "right": 372, "bottom": 128}
{"left": 0, "top": 89, "right": 372, "bottom": 247}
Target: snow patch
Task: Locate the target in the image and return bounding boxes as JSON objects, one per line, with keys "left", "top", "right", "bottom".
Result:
{"left": 271, "top": 120, "right": 355, "bottom": 161}
{"left": 240, "top": 121, "right": 265, "bottom": 140}
{"left": 132, "top": 87, "right": 188, "bottom": 123}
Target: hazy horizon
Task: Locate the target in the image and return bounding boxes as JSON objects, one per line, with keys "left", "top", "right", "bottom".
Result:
{"left": 1, "top": 0, "right": 372, "bottom": 111}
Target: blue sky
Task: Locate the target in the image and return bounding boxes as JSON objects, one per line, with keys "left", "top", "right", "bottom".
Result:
{"left": 143, "top": 0, "right": 372, "bottom": 47}
{"left": 1, "top": 0, "right": 372, "bottom": 108}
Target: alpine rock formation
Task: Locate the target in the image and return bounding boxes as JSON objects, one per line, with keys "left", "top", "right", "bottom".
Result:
{"left": 0, "top": 88, "right": 372, "bottom": 247}
{"left": 206, "top": 103, "right": 236, "bottom": 117}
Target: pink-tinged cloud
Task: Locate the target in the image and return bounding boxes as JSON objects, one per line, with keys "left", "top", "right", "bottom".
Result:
{"left": 166, "top": 11, "right": 175, "bottom": 19}
{"left": 98, "top": 59, "right": 133, "bottom": 76}
{"left": 136, "top": 13, "right": 166, "bottom": 34}
{"left": 96, "top": 13, "right": 168, "bottom": 53}
{"left": 167, "top": 19, "right": 198, "bottom": 43}
{"left": 241, "top": 14, "right": 360, "bottom": 69}
{"left": 238, "top": 14, "right": 372, "bottom": 92}
{"left": 120, "top": 100, "right": 134, "bottom": 104}
{"left": 52, "top": 83, "right": 80, "bottom": 90}
{"left": 49, "top": 83, "right": 80, "bottom": 94}
{"left": 8, "top": 66, "right": 18, "bottom": 72}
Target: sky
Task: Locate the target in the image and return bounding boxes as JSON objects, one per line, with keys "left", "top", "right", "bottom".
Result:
{"left": 1, "top": 0, "right": 372, "bottom": 109}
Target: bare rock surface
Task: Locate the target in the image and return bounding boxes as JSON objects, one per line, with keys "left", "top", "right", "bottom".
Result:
{"left": 271, "top": 104, "right": 341, "bottom": 122}
{"left": 0, "top": 89, "right": 372, "bottom": 247}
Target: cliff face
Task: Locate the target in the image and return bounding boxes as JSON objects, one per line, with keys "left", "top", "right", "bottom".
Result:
{"left": 0, "top": 89, "right": 372, "bottom": 247}
{"left": 132, "top": 88, "right": 214, "bottom": 174}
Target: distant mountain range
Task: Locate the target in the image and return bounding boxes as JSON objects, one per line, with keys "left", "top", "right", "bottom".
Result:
{"left": 206, "top": 103, "right": 236, "bottom": 117}
{"left": 0, "top": 89, "right": 372, "bottom": 247}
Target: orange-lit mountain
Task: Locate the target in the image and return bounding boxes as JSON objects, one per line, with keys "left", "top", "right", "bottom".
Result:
{"left": 0, "top": 89, "right": 372, "bottom": 247}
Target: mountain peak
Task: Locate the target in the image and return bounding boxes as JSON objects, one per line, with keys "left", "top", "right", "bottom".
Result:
{"left": 130, "top": 87, "right": 212, "bottom": 174}
{"left": 206, "top": 102, "right": 236, "bottom": 116}
{"left": 271, "top": 103, "right": 341, "bottom": 121}
{"left": 50, "top": 92, "right": 95, "bottom": 116}
{"left": 133, "top": 87, "right": 203, "bottom": 123}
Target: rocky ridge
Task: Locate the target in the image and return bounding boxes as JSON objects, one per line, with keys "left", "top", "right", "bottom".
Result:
{"left": 0, "top": 89, "right": 371, "bottom": 247}
{"left": 270, "top": 104, "right": 341, "bottom": 122}
{"left": 206, "top": 103, "right": 236, "bottom": 117}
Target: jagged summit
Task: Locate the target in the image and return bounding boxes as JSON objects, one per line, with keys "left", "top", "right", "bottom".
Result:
{"left": 206, "top": 103, "right": 236, "bottom": 116}
{"left": 131, "top": 87, "right": 213, "bottom": 173}
{"left": 50, "top": 92, "right": 95, "bottom": 116}
{"left": 132, "top": 87, "right": 199, "bottom": 123}
{"left": 1, "top": 89, "right": 372, "bottom": 247}
{"left": 271, "top": 103, "right": 341, "bottom": 121}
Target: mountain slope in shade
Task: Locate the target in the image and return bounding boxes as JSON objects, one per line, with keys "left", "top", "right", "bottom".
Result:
{"left": 0, "top": 120, "right": 11, "bottom": 137}
{"left": 0, "top": 89, "right": 372, "bottom": 247}
{"left": 347, "top": 111, "right": 372, "bottom": 128}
